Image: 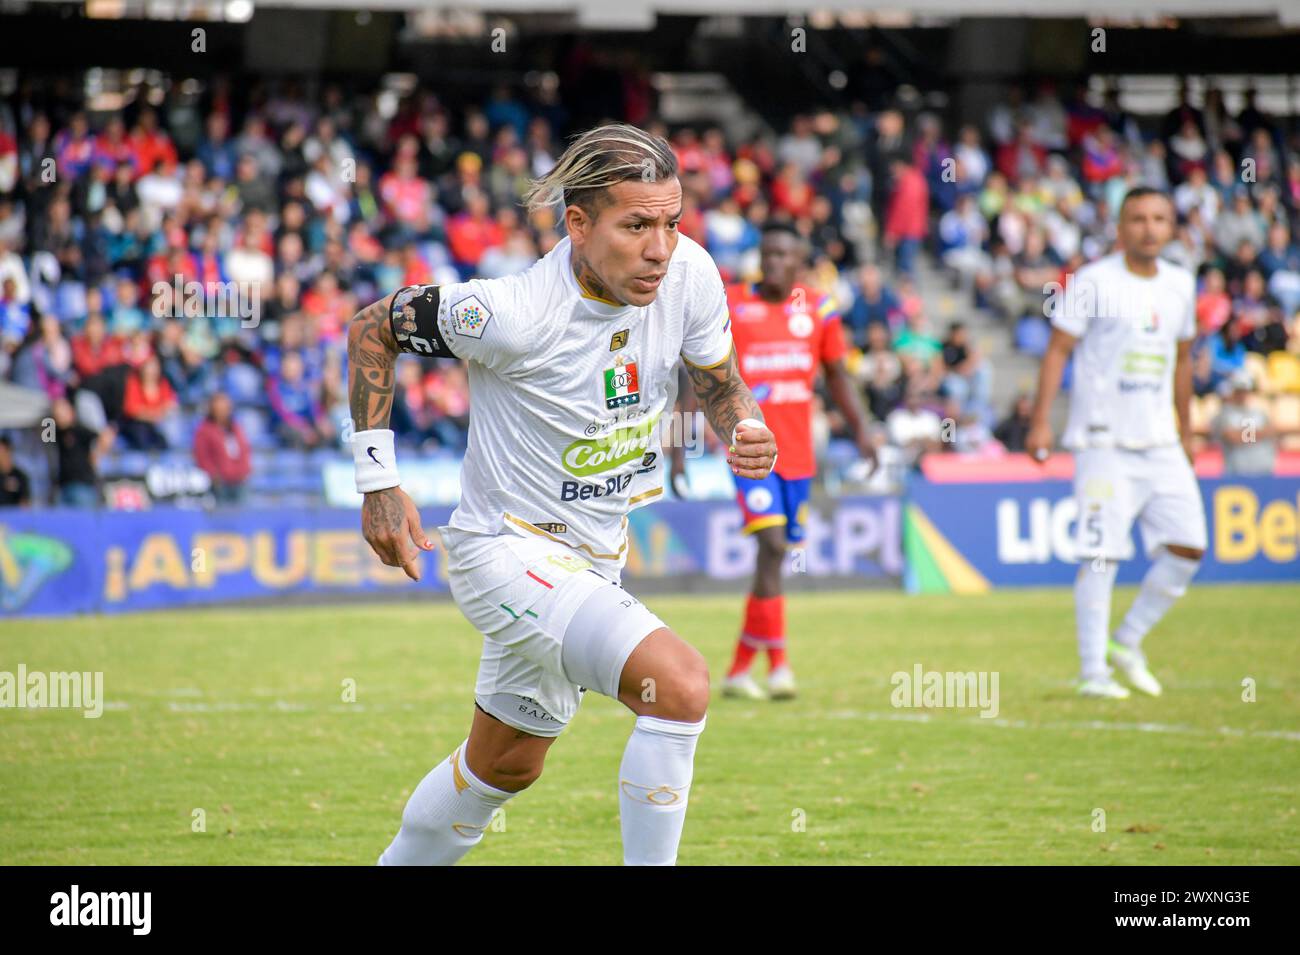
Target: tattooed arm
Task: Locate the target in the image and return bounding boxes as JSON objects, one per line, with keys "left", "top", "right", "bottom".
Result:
{"left": 684, "top": 346, "right": 778, "bottom": 479}
{"left": 347, "top": 294, "right": 432, "bottom": 580}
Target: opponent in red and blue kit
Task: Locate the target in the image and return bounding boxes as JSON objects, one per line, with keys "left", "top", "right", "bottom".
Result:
{"left": 719, "top": 223, "right": 876, "bottom": 699}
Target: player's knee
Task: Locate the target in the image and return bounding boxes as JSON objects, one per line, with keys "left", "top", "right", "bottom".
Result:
{"left": 479, "top": 750, "right": 546, "bottom": 793}
{"left": 755, "top": 528, "right": 787, "bottom": 561}
{"left": 1166, "top": 544, "right": 1204, "bottom": 562}
{"left": 655, "top": 646, "right": 711, "bottom": 722}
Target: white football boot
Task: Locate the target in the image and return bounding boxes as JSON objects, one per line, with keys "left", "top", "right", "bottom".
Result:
{"left": 1076, "top": 675, "right": 1131, "bottom": 699}
{"left": 722, "top": 672, "right": 766, "bottom": 700}
{"left": 767, "top": 666, "right": 798, "bottom": 700}
{"left": 1108, "top": 641, "right": 1163, "bottom": 697}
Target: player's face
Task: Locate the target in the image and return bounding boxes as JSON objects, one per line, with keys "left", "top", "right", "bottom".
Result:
{"left": 569, "top": 177, "right": 682, "bottom": 307}
{"left": 759, "top": 232, "right": 805, "bottom": 295}
{"left": 1118, "top": 194, "right": 1174, "bottom": 261}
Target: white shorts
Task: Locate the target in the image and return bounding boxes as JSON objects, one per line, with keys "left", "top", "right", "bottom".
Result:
{"left": 439, "top": 524, "right": 667, "bottom": 737}
{"left": 1073, "top": 444, "right": 1208, "bottom": 562}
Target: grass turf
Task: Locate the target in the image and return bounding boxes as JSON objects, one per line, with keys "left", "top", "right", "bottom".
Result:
{"left": 1, "top": 584, "right": 1296, "bottom": 865}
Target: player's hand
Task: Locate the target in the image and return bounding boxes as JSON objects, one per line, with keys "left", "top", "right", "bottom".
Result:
{"left": 670, "top": 467, "right": 692, "bottom": 500}
{"left": 728, "top": 420, "right": 778, "bottom": 479}
{"left": 855, "top": 431, "right": 879, "bottom": 477}
{"left": 1025, "top": 421, "right": 1054, "bottom": 464}
{"left": 361, "top": 485, "right": 433, "bottom": 581}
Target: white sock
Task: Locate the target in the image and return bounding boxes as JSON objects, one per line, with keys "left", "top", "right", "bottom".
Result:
{"left": 378, "top": 740, "right": 513, "bottom": 866}
{"left": 1113, "top": 550, "right": 1201, "bottom": 655}
{"left": 1074, "top": 558, "right": 1118, "bottom": 682}
{"left": 619, "top": 715, "right": 705, "bottom": 866}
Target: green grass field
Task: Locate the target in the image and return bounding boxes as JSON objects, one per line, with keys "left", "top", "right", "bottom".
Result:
{"left": 2, "top": 584, "right": 1297, "bottom": 865}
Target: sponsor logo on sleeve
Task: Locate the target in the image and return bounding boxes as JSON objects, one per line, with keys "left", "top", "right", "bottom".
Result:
{"left": 450, "top": 295, "right": 492, "bottom": 339}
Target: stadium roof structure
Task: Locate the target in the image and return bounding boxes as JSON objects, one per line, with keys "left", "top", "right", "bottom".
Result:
{"left": 24, "top": 0, "right": 1300, "bottom": 29}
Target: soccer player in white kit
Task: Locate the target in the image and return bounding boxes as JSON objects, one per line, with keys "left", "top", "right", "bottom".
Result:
{"left": 344, "top": 124, "right": 777, "bottom": 864}
{"left": 1027, "top": 187, "right": 1207, "bottom": 699}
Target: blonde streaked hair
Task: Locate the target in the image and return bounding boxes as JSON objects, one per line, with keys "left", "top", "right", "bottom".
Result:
{"left": 523, "top": 123, "right": 678, "bottom": 216}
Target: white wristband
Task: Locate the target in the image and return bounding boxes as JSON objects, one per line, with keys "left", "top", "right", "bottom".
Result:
{"left": 352, "top": 429, "right": 400, "bottom": 493}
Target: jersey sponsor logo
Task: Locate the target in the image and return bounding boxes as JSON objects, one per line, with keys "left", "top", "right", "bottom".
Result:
{"left": 560, "top": 473, "right": 634, "bottom": 501}
{"left": 561, "top": 414, "right": 660, "bottom": 477}
{"left": 1119, "top": 379, "right": 1163, "bottom": 393}
{"left": 604, "top": 354, "right": 640, "bottom": 408}
{"left": 788, "top": 311, "right": 814, "bottom": 338}
{"left": 450, "top": 295, "right": 491, "bottom": 339}
{"left": 583, "top": 405, "right": 647, "bottom": 437}
{"left": 741, "top": 351, "right": 814, "bottom": 373}
{"left": 610, "top": 328, "right": 629, "bottom": 351}
{"left": 755, "top": 380, "right": 814, "bottom": 405}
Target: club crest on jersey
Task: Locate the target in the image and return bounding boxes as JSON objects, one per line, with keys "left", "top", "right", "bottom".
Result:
{"left": 450, "top": 295, "right": 491, "bottom": 339}
{"left": 610, "top": 328, "right": 629, "bottom": 351}
{"left": 787, "top": 311, "right": 814, "bottom": 338}
{"left": 604, "top": 354, "right": 640, "bottom": 409}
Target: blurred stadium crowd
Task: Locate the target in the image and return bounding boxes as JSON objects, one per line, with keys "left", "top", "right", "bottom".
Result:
{"left": 1, "top": 74, "right": 1298, "bottom": 508}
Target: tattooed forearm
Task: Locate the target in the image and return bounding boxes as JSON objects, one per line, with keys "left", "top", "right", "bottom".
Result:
{"left": 685, "top": 347, "right": 763, "bottom": 444}
{"left": 347, "top": 295, "right": 398, "bottom": 431}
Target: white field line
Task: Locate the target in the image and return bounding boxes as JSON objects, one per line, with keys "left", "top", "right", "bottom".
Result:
{"left": 25, "top": 698, "right": 1300, "bottom": 742}
{"left": 815, "top": 709, "right": 1300, "bottom": 742}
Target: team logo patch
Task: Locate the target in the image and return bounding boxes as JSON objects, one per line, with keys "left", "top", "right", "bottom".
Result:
{"left": 787, "top": 311, "right": 814, "bottom": 338}
{"left": 604, "top": 354, "right": 640, "bottom": 409}
{"left": 745, "top": 487, "right": 774, "bottom": 512}
{"left": 610, "top": 329, "right": 629, "bottom": 351}
{"left": 450, "top": 295, "right": 491, "bottom": 339}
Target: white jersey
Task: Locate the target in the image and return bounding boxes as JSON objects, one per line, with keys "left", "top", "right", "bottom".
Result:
{"left": 427, "top": 234, "right": 732, "bottom": 572}
{"left": 1050, "top": 252, "right": 1195, "bottom": 450}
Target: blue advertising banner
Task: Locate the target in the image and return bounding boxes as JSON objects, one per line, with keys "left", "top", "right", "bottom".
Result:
{"left": 0, "top": 496, "right": 903, "bottom": 617}
{"left": 905, "top": 476, "right": 1300, "bottom": 592}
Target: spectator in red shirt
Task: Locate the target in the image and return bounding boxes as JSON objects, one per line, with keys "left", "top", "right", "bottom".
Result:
{"left": 770, "top": 162, "right": 815, "bottom": 219}
{"left": 193, "top": 392, "right": 251, "bottom": 505}
{"left": 446, "top": 189, "right": 504, "bottom": 274}
{"left": 121, "top": 354, "right": 177, "bottom": 450}
{"left": 129, "top": 108, "right": 178, "bottom": 179}
{"left": 1197, "top": 267, "right": 1232, "bottom": 334}
{"left": 379, "top": 149, "right": 433, "bottom": 235}
{"left": 71, "top": 311, "right": 125, "bottom": 380}
{"left": 884, "top": 159, "right": 930, "bottom": 276}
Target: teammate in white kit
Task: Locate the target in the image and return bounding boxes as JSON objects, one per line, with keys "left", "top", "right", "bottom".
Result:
{"left": 344, "top": 124, "right": 777, "bottom": 864}
{"left": 1027, "top": 187, "right": 1207, "bottom": 699}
